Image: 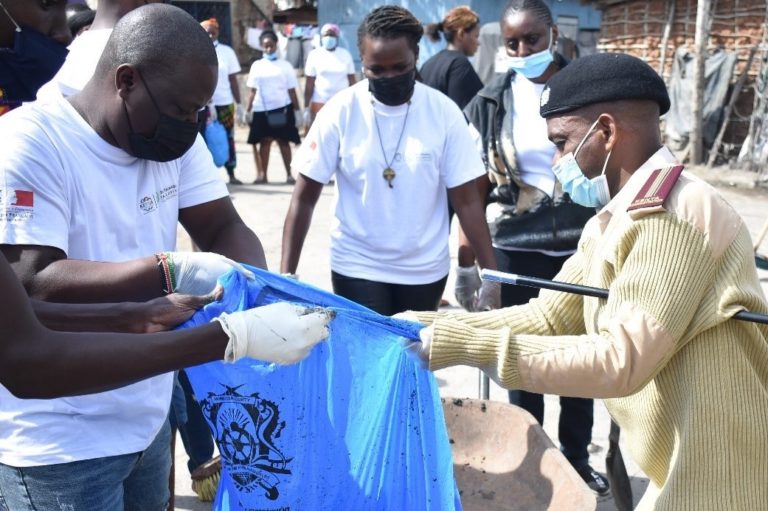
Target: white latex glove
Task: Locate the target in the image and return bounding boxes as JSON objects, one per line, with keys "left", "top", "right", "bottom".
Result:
{"left": 236, "top": 103, "right": 246, "bottom": 125}
{"left": 392, "top": 311, "right": 421, "bottom": 323}
{"left": 454, "top": 265, "right": 482, "bottom": 311}
{"left": 294, "top": 109, "right": 302, "bottom": 129}
{"left": 475, "top": 279, "right": 501, "bottom": 311}
{"left": 164, "top": 252, "right": 255, "bottom": 296}
{"left": 400, "top": 325, "right": 433, "bottom": 368}
{"left": 302, "top": 108, "right": 312, "bottom": 127}
{"left": 215, "top": 302, "right": 334, "bottom": 364}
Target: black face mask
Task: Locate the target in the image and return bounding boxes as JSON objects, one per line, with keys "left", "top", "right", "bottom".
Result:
{"left": 368, "top": 68, "right": 416, "bottom": 106}
{"left": 123, "top": 76, "right": 199, "bottom": 162}
{"left": 0, "top": 25, "right": 68, "bottom": 103}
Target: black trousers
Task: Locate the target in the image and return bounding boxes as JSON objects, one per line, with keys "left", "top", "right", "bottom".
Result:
{"left": 495, "top": 247, "right": 594, "bottom": 469}
{"left": 331, "top": 271, "right": 448, "bottom": 316}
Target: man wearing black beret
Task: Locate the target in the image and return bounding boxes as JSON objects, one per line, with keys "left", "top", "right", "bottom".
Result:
{"left": 401, "top": 52, "right": 768, "bottom": 509}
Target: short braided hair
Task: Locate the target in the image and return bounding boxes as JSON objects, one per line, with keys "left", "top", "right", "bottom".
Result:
{"left": 502, "top": 0, "right": 553, "bottom": 26}
{"left": 357, "top": 5, "right": 424, "bottom": 55}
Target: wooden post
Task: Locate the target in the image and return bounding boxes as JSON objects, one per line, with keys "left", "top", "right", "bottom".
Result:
{"left": 658, "top": 1, "right": 676, "bottom": 79}
{"left": 691, "top": 0, "right": 711, "bottom": 164}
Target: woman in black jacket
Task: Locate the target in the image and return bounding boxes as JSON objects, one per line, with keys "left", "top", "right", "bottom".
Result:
{"left": 459, "top": 0, "right": 609, "bottom": 496}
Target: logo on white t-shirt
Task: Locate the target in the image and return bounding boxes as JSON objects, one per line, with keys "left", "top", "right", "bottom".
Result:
{"left": 0, "top": 188, "right": 34, "bottom": 222}
{"left": 138, "top": 184, "right": 178, "bottom": 215}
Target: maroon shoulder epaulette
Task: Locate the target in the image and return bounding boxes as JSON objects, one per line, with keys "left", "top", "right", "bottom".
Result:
{"left": 627, "top": 165, "right": 684, "bottom": 212}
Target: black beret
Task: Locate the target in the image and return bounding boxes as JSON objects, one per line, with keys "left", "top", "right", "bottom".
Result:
{"left": 539, "top": 53, "right": 670, "bottom": 118}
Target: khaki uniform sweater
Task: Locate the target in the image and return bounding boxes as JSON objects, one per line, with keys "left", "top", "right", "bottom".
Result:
{"left": 414, "top": 149, "right": 768, "bottom": 510}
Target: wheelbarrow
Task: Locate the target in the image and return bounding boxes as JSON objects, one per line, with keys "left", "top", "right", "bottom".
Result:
{"left": 443, "top": 398, "right": 596, "bottom": 511}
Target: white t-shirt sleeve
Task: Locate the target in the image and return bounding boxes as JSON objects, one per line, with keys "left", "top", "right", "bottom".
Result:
{"left": 177, "top": 135, "right": 229, "bottom": 208}
{"left": 0, "top": 124, "right": 70, "bottom": 254}
{"left": 224, "top": 46, "right": 242, "bottom": 75}
{"left": 305, "top": 49, "right": 318, "bottom": 77}
{"left": 441, "top": 109, "right": 487, "bottom": 189}
{"left": 292, "top": 106, "right": 340, "bottom": 184}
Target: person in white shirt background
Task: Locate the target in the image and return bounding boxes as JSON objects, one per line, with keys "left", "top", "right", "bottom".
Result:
{"left": 281, "top": 5, "right": 500, "bottom": 316}
{"left": 302, "top": 22, "right": 356, "bottom": 134}
{"left": 245, "top": 30, "right": 302, "bottom": 185}
{"left": 201, "top": 17, "right": 244, "bottom": 185}
{"left": 36, "top": 0, "right": 168, "bottom": 101}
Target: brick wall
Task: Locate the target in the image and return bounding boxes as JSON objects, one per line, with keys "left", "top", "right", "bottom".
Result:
{"left": 596, "top": 0, "right": 766, "bottom": 79}
{"left": 593, "top": 0, "right": 767, "bottom": 148}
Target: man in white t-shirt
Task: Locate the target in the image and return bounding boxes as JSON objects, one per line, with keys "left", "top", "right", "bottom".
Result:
{"left": 0, "top": 5, "right": 270, "bottom": 510}
{"left": 36, "top": 0, "right": 235, "bottom": 191}
{"left": 281, "top": 5, "right": 500, "bottom": 316}
{"left": 302, "top": 23, "right": 356, "bottom": 132}
{"left": 201, "top": 17, "right": 243, "bottom": 184}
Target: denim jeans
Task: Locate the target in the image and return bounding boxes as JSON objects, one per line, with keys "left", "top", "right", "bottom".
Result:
{"left": 174, "top": 369, "right": 215, "bottom": 473}
{"left": 0, "top": 418, "right": 171, "bottom": 511}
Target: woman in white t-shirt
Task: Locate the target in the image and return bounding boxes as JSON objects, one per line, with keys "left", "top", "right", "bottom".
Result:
{"left": 281, "top": 5, "right": 499, "bottom": 317}
{"left": 302, "top": 23, "right": 356, "bottom": 133}
{"left": 246, "top": 30, "right": 301, "bottom": 184}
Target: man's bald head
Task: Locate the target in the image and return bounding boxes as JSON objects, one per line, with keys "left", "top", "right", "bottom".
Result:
{"left": 73, "top": 4, "right": 216, "bottom": 160}
{"left": 96, "top": 3, "right": 216, "bottom": 81}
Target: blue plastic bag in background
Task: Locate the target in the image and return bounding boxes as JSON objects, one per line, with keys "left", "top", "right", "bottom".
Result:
{"left": 179, "top": 268, "right": 462, "bottom": 511}
{"left": 203, "top": 118, "right": 229, "bottom": 167}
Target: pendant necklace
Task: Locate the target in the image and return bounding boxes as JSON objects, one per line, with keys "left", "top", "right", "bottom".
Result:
{"left": 372, "top": 100, "right": 410, "bottom": 188}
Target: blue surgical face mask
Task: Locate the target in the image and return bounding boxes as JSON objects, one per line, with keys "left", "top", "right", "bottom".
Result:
{"left": 264, "top": 51, "right": 277, "bottom": 61}
{"left": 507, "top": 28, "right": 554, "bottom": 80}
{"left": 552, "top": 119, "right": 613, "bottom": 208}
{"left": 321, "top": 35, "right": 338, "bottom": 51}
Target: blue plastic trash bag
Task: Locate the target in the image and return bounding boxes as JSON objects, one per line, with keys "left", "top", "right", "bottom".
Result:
{"left": 204, "top": 119, "right": 229, "bottom": 167}
{"left": 179, "top": 267, "right": 462, "bottom": 511}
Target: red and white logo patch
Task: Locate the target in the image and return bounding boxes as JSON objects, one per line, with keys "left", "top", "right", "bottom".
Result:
{"left": 12, "top": 190, "right": 34, "bottom": 208}
{"left": 1, "top": 188, "right": 35, "bottom": 222}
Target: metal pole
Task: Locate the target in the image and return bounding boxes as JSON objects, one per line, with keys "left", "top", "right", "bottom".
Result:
{"left": 478, "top": 371, "right": 490, "bottom": 400}
{"left": 480, "top": 269, "right": 768, "bottom": 325}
